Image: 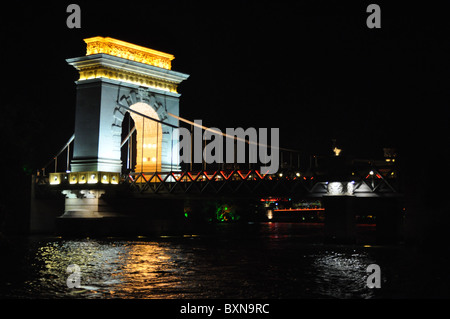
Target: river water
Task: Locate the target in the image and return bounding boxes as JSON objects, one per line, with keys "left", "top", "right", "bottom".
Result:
{"left": 0, "top": 222, "right": 449, "bottom": 299}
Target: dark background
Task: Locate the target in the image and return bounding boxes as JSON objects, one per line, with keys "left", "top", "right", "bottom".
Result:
{"left": 0, "top": 1, "right": 449, "bottom": 239}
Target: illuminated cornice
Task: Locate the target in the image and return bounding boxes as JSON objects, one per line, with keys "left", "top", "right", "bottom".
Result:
{"left": 67, "top": 53, "right": 189, "bottom": 93}
{"left": 67, "top": 37, "right": 189, "bottom": 93}
{"left": 84, "top": 36, "right": 174, "bottom": 70}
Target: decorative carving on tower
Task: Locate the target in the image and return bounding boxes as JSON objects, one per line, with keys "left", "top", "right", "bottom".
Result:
{"left": 85, "top": 36, "right": 174, "bottom": 70}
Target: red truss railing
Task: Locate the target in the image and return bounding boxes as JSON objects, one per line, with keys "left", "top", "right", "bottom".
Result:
{"left": 35, "top": 163, "right": 400, "bottom": 198}
{"left": 121, "top": 166, "right": 400, "bottom": 196}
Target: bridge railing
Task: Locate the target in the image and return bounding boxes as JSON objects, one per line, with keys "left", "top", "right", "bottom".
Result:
{"left": 35, "top": 152, "right": 401, "bottom": 197}
{"left": 41, "top": 134, "right": 75, "bottom": 176}
{"left": 118, "top": 161, "right": 400, "bottom": 196}
{"left": 122, "top": 169, "right": 325, "bottom": 196}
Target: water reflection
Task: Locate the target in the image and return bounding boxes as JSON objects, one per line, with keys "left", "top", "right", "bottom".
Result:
{"left": 27, "top": 236, "right": 379, "bottom": 299}
{"left": 311, "top": 250, "right": 375, "bottom": 298}
{"left": 2, "top": 223, "right": 439, "bottom": 298}
{"left": 32, "top": 239, "right": 184, "bottom": 298}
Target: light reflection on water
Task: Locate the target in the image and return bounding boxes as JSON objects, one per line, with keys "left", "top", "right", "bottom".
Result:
{"left": 30, "top": 240, "right": 189, "bottom": 298}
{"left": 29, "top": 238, "right": 377, "bottom": 299}
{"left": 311, "top": 251, "right": 375, "bottom": 299}
{"left": 1, "top": 223, "right": 449, "bottom": 299}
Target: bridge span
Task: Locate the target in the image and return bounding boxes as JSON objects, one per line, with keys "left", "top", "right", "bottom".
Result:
{"left": 30, "top": 36, "right": 403, "bottom": 243}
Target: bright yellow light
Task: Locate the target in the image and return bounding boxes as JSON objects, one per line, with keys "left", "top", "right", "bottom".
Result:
{"left": 49, "top": 173, "right": 61, "bottom": 185}
{"left": 78, "top": 173, "right": 86, "bottom": 184}
{"left": 84, "top": 36, "right": 174, "bottom": 70}
{"left": 61, "top": 171, "right": 120, "bottom": 185}
{"left": 69, "top": 173, "right": 78, "bottom": 184}
{"left": 77, "top": 68, "right": 178, "bottom": 93}
{"left": 333, "top": 147, "right": 342, "bottom": 156}
{"left": 68, "top": 37, "right": 187, "bottom": 94}
{"left": 110, "top": 173, "right": 119, "bottom": 185}
{"left": 101, "top": 174, "right": 109, "bottom": 184}
{"left": 88, "top": 172, "right": 98, "bottom": 184}
{"left": 131, "top": 102, "right": 162, "bottom": 174}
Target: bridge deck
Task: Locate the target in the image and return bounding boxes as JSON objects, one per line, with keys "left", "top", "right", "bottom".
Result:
{"left": 37, "top": 165, "right": 401, "bottom": 198}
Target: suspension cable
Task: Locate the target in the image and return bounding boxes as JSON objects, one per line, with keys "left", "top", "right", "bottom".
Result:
{"left": 167, "top": 112, "right": 300, "bottom": 153}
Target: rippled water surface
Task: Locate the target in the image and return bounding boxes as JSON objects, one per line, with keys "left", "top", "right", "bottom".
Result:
{"left": 1, "top": 223, "right": 449, "bottom": 299}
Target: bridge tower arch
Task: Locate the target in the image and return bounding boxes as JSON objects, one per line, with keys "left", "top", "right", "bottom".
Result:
{"left": 66, "top": 36, "right": 189, "bottom": 174}
{"left": 121, "top": 100, "right": 163, "bottom": 173}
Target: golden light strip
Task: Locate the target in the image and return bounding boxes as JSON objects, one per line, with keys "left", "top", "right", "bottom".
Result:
{"left": 77, "top": 67, "right": 178, "bottom": 93}
{"left": 84, "top": 36, "right": 174, "bottom": 70}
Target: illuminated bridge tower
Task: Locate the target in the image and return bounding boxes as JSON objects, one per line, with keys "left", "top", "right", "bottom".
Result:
{"left": 67, "top": 37, "right": 189, "bottom": 176}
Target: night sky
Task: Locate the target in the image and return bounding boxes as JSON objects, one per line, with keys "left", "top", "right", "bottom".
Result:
{"left": 1, "top": 2, "right": 450, "bottom": 219}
